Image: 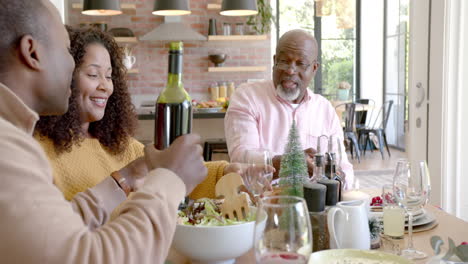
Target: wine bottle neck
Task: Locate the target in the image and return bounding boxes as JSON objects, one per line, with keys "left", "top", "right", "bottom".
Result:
{"left": 168, "top": 52, "right": 182, "bottom": 74}
{"left": 167, "top": 72, "right": 183, "bottom": 87}
{"left": 167, "top": 51, "right": 183, "bottom": 88}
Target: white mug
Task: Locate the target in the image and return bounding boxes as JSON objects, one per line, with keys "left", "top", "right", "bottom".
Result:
{"left": 123, "top": 55, "right": 136, "bottom": 70}
{"left": 328, "top": 200, "right": 371, "bottom": 250}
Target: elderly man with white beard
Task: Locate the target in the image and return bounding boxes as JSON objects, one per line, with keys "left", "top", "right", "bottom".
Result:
{"left": 224, "top": 29, "right": 354, "bottom": 187}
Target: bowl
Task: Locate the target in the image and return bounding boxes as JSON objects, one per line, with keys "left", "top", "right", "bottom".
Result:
{"left": 209, "top": 54, "right": 227, "bottom": 67}
{"left": 108, "top": 27, "right": 135, "bottom": 37}
{"left": 172, "top": 207, "right": 266, "bottom": 264}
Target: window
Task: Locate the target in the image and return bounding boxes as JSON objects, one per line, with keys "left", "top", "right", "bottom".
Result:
{"left": 274, "top": 0, "right": 358, "bottom": 100}
{"left": 383, "top": 0, "right": 409, "bottom": 150}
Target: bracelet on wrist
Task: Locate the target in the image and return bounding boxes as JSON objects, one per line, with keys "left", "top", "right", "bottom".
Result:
{"left": 111, "top": 171, "right": 132, "bottom": 196}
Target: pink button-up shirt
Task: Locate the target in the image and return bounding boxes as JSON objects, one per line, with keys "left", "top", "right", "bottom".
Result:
{"left": 224, "top": 80, "right": 354, "bottom": 184}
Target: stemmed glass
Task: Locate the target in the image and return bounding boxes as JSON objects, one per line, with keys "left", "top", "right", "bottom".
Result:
{"left": 243, "top": 149, "right": 274, "bottom": 197}
{"left": 254, "top": 196, "right": 313, "bottom": 264}
{"left": 393, "top": 159, "right": 431, "bottom": 260}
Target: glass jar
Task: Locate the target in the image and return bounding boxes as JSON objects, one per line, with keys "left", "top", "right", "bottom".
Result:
{"left": 210, "top": 83, "right": 219, "bottom": 101}
{"left": 222, "top": 23, "right": 231, "bottom": 35}
{"left": 227, "top": 82, "right": 235, "bottom": 97}
{"left": 218, "top": 82, "right": 227, "bottom": 98}
{"left": 235, "top": 23, "right": 244, "bottom": 35}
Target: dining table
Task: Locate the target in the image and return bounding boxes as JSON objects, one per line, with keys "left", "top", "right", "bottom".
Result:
{"left": 332, "top": 101, "right": 374, "bottom": 127}
{"left": 166, "top": 189, "right": 468, "bottom": 264}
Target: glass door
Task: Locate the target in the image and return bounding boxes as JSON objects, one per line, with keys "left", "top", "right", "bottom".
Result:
{"left": 383, "top": 0, "right": 409, "bottom": 150}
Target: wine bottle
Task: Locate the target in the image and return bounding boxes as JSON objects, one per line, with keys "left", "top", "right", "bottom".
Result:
{"left": 154, "top": 41, "right": 192, "bottom": 149}
{"left": 324, "top": 136, "right": 342, "bottom": 201}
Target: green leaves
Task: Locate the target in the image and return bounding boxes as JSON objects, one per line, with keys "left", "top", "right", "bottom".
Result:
{"left": 456, "top": 244, "right": 468, "bottom": 262}
{"left": 246, "top": 0, "right": 274, "bottom": 34}
{"left": 430, "top": 236, "right": 468, "bottom": 262}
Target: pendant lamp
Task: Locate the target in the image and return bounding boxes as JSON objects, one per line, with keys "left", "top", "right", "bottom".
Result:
{"left": 82, "top": 0, "right": 122, "bottom": 16}
{"left": 153, "top": 0, "right": 191, "bottom": 16}
{"left": 220, "top": 0, "right": 258, "bottom": 16}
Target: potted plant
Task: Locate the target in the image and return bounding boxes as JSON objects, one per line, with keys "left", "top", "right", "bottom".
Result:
{"left": 337, "top": 81, "right": 351, "bottom": 101}
{"left": 246, "top": 0, "right": 274, "bottom": 35}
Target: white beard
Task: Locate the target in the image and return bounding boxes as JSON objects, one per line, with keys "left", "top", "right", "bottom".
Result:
{"left": 276, "top": 84, "right": 300, "bottom": 102}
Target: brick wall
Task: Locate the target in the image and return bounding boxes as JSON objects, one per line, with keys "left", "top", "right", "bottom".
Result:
{"left": 67, "top": 0, "right": 272, "bottom": 106}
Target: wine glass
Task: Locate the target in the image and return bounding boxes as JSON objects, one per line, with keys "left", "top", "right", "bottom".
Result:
{"left": 254, "top": 195, "right": 312, "bottom": 264}
{"left": 393, "top": 159, "right": 431, "bottom": 260}
{"left": 243, "top": 149, "right": 274, "bottom": 196}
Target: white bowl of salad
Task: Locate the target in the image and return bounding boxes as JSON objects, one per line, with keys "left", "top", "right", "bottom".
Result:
{"left": 172, "top": 198, "right": 266, "bottom": 264}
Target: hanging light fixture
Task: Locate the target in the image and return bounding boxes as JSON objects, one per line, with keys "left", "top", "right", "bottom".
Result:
{"left": 152, "top": 0, "right": 191, "bottom": 16}
{"left": 220, "top": 0, "right": 258, "bottom": 16}
{"left": 82, "top": 0, "right": 122, "bottom": 16}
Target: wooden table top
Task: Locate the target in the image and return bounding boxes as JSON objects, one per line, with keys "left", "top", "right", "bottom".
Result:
{"left": 167, "top": 192, "right": 468, "bottom": 264}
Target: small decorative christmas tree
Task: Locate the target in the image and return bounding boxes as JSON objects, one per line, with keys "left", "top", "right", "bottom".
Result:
{"left": 279, "top": 120, "right": 308, "bottom": 197}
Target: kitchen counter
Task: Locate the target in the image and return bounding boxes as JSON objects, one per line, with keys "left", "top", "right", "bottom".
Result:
{"left": 136, "top": 110, "right": 226, "bottom": 145}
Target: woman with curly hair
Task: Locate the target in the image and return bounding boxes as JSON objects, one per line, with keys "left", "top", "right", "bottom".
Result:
{"left": 35, "top": 26, "right": 235, "bottom": 200}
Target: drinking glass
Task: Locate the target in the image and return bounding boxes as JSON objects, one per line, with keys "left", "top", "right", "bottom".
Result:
{"left": 382, "top": 184, "right": 405, "bottom": 239}
{"left": 243, "top": 149, "right": 274, "bottom": 196}
{"left": 393, "top": 159, "right": 431, "bottom": 260}
{"left": 254, "top": 196, "right": 313, "bottom": 264}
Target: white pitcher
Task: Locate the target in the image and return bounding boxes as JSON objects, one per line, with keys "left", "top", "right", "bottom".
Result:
{"left": 328, "top": 200, "right": 371, "bottom": 250}
{"left": 123, "top": 55, "right": 136, "bottom": 70}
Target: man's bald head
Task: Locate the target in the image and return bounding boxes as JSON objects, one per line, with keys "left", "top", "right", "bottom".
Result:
{"left": 0, "top": 0, "right": 49, "bottom": 72}
{"left": 273, "top": 29, "right": 320, "bottom": 103}
{"left": 276, "top": 29, "right": 318, "bottom": 61}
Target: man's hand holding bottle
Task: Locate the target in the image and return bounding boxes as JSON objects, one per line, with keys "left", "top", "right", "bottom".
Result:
{"left": 144, "top": 134, "right": 207, "bottom": 195}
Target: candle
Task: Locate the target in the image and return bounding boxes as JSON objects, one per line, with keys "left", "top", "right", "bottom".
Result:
{"left": 317, "top": 179, "right": 339, "bottom": 206}
{"left": 303, "top": 182, "right": 326, "bottom": 212}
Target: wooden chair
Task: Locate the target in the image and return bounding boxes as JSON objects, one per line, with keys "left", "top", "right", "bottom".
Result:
{"left": 357, "top": 100, "right": 393, "bottom": 159}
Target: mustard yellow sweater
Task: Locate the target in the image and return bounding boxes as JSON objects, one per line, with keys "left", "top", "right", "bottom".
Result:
{"left": 35, "top": 136, "right": 228, "bottom": 200}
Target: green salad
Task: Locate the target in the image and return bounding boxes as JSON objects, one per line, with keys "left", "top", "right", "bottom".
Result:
{"left": 178, "top": 198, "right": 255, "bottom": 226}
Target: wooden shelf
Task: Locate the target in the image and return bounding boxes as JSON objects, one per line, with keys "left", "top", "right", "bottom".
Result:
{"left": 208, "top": 66, "right": 266, "bottom": 72}
{"left": 72, "top": 3, "right": 136, "bottom": 11}
{"left": 114, "top": 37, "right": 138, "bottom": 44}
{"left": 208, "top": 35, "right": 268, "bottom": 41}
{"left": 207, "top": 3, "right": 221, "bottom": 10}
{"left": 127, "top": 69, "right": 139, "bottom": 74}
